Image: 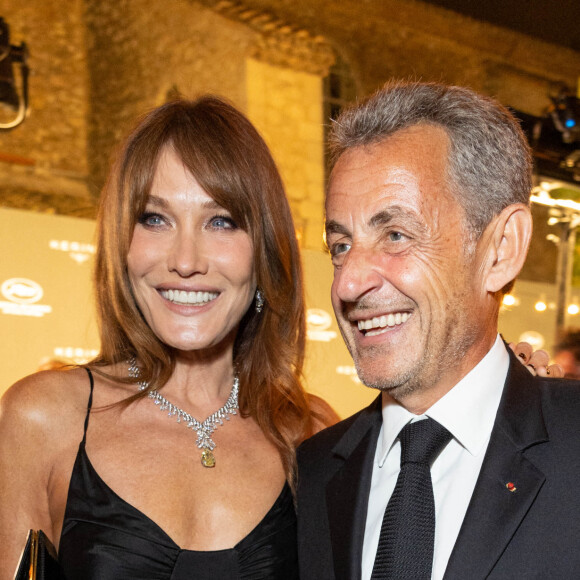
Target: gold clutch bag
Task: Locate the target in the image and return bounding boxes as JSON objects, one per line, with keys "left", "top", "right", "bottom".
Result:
{"left": 14, "top": 530, "right": 65, "bottom": 580}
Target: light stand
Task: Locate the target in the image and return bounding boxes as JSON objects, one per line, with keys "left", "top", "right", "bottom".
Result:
{"left": 0, "top": 17, "right": 29, "bottom": 130}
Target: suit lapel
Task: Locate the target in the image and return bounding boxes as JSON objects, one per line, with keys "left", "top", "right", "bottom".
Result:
{"left": 444, "top": 351, "right": 548, "bottom": 579}
{"left": 326, "top": 396, "right": 382, "bottom": 580}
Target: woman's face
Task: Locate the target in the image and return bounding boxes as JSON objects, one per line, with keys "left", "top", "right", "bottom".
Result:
{"left": 127, "top": 147, "right": 256, "bottom": 354}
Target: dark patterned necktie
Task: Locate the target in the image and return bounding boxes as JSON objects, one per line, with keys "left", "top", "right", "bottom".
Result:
{"left": 371, "top": 418, "right": 453, "bottom": 579}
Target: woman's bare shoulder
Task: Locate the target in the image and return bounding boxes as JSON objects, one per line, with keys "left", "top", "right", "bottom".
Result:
{"left": 0, "top": 367, "right": 92, "bottom": 442}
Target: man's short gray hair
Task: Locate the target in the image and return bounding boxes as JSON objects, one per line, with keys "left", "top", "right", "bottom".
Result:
{"left": 329, "top": 81, "right": 533, "bottom": 236}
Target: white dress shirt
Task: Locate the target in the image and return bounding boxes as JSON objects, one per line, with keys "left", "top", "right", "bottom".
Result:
{"left": 361, "top": 335, "right": 509, "bottom": 580}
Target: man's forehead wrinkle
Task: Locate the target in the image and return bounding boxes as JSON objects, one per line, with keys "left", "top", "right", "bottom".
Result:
{"left": 353, "top": 164, "right": 420, "bottom": 187}
{"left": 325, "top": 206, "right": 427, "bottom": 241}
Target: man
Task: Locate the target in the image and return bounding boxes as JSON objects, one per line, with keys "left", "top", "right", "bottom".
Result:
{"left": 297, "top": 81, "right": 580, "bottom": 579}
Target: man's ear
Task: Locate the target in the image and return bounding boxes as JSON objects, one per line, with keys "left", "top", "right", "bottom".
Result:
{"left": 480, "top": 203, "right": 532, "bottom": 294}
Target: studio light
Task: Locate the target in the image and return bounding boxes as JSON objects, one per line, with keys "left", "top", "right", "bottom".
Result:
{"left": 0, "top": 17, "right": 29, "bottom": 130}
{"left": 548, "top": 87, "right": 580, "bottom": 145}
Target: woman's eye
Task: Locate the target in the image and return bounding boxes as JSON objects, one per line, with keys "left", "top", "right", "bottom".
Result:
{"left": 138, "top": 213, "right": 165, "bottom": 227}
{"left": 210, "top": 215, "right": 237, "bottom": 230}
{"left": 389, "top": 231, "right": 405, "bottom": 242}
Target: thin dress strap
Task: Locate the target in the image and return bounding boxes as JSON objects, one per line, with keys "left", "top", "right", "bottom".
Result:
{"left": 81, "top": 367, "right": 95, "bottom": 445}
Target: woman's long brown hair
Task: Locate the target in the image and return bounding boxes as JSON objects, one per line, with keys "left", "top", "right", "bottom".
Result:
{"left": 93, "top": 96, "right": 313, "bottom": 485}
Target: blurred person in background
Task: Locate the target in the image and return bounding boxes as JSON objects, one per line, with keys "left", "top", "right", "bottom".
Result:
{"left": 553, "top": 329, "right": 580, "bottom": 379}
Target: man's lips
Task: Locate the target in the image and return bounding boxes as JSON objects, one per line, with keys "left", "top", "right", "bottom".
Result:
{"left": 356, "top": 311, "right": 411, "bottom": 335}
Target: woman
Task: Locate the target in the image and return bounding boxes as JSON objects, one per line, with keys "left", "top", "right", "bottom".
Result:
{"left": 0, "top": 96, "right": 336, "bottom": 578}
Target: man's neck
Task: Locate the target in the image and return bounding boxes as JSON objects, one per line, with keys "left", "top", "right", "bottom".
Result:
{"left": 390, "top": 334, "right": 500, "bottom": 415}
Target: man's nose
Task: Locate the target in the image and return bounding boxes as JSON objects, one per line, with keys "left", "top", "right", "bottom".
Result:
{"left": 332, "top": 245, "right": 383, "bottom": 304}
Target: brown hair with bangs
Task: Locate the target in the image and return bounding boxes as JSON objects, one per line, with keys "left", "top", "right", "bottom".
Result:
{"left": 93, "top": 96, "right": 313, "bottom": 484}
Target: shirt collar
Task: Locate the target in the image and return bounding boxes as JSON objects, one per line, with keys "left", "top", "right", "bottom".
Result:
{"left": 377, "top": 335, "right": 509, "bottom": 467}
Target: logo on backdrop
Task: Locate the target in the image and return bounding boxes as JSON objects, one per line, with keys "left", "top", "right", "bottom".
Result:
{"left": 306, "top": 308, "right": 337, "bottom": 342}
{"left": 0, "top": 278, "right": 52, "bottom": 317}
{"left": 53, "top": 346, "right": 99, "bottom": 364}
{"left": 49, "top": 239, "right": 96, "bottom": 264}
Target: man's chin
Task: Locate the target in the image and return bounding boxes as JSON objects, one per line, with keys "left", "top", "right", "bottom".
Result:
{"left": 354, "top": 360, "right": 422, "bottom": 399}
{"left": 355, "top": 366, "right": 403, "bottom": 392}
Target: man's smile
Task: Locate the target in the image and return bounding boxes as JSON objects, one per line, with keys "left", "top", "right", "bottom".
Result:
{"left": 357, "top": 311, "right": 411, "bottom": 335}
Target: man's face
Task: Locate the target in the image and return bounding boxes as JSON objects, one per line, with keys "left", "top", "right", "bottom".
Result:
{"left": 325, "top": 124, "right": 495, "bottom": 412}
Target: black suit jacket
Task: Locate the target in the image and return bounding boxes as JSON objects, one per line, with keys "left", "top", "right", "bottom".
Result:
{"left": 297, "top": 348, "right": 580, "bottom": 579}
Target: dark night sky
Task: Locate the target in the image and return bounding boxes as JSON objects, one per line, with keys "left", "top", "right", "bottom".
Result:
{"left": 421, "top": 0, "right": 580, "bottom": 52}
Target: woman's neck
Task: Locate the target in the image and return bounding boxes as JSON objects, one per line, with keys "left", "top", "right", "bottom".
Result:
{"left": 162, "top": 345, "right": 237, "bottom": 411}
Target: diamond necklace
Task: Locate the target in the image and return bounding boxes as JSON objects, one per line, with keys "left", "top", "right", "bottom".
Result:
{"left": 128, "top": 358, "right": 239, "bottom": 468}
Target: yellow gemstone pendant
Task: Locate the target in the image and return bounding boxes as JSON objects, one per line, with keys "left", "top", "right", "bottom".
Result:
{"left": 201, "top": 449, "right": 216, "bottom": 468}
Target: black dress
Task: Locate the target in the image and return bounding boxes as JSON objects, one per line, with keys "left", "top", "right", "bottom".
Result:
{"left": 58, "top": 369, "right": 298, "bottom": 579}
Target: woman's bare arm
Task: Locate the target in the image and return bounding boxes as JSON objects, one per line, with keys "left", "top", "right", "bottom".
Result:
{"left": 0, "top": 370, "right": 84, "bottom": 579}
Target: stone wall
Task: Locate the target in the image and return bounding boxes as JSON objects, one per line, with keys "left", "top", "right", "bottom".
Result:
{"left": 83, "top": 0, "right": 256, "bottom": 197}
{"left": 0, "top": 0, "right": 92, "bottom": 215}
{"left": 247, "top": 58, "right": 325, "bottom": 250}
{"left": 1, "top": 0, "right": 578, "bottom": 233}
{"left": 237, "top": 0, "right": 580, "bottom": 115}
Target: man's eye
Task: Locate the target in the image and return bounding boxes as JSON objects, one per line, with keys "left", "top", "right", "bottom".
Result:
{"left": 330, "top": 242, "right": 351, "bottom": 257}
{"left": 388, "top": 231, "right": 406, "bottom": 242}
